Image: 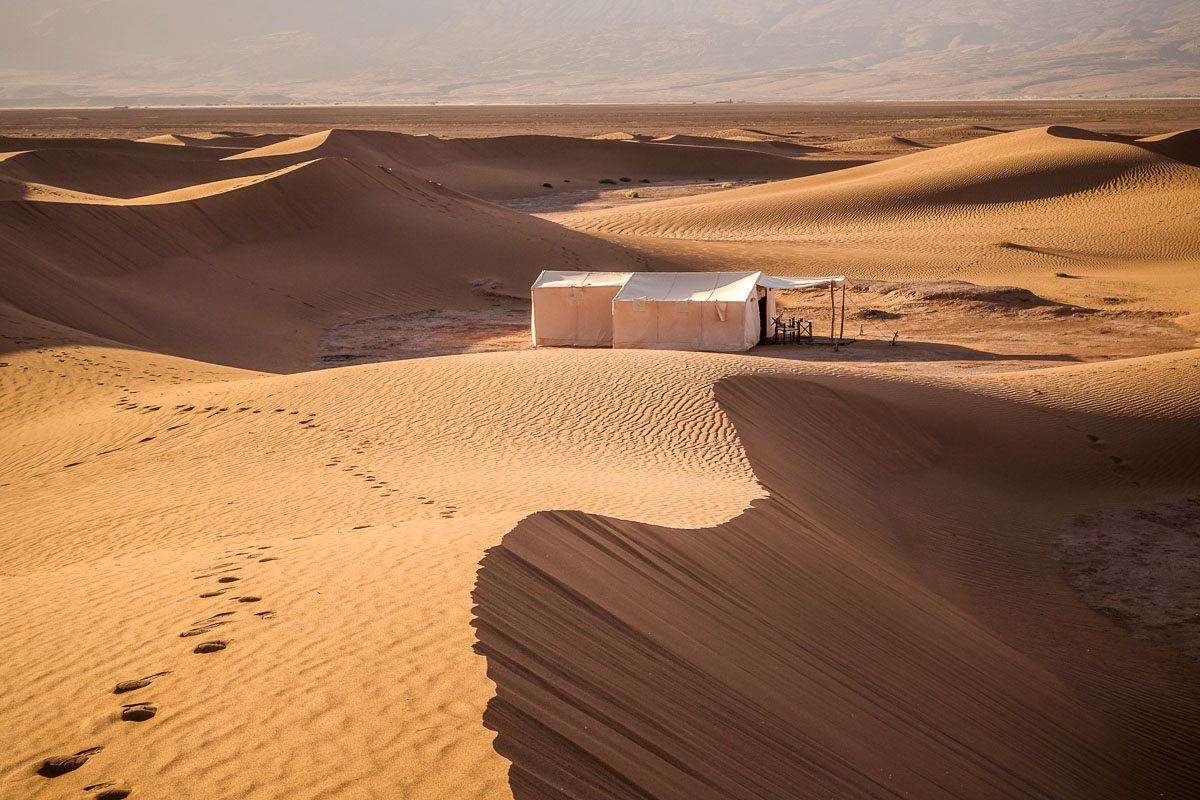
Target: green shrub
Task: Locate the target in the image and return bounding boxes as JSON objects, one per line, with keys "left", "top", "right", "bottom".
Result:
{"left": 721, "top": 182, "right": 734, "bottom": 189}
{"left": 1053, "top": 271, "right": 1072, "bottom": 278}
{"left": 626, "top": 190, "right": 639, "bottom": 198}
{"left": 619, "top": 177, "right": 632, "bottom": 182}
{"left": 542, "top": 183, "right": 553, "bottom": 188}
{"left": 640, "top": 178, "right": 651, "bottom": 183}
{"left": 599, "top": 178, "right": 617, "bottom": 185}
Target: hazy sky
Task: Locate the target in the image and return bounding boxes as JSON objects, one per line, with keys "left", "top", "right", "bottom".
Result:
{"left": 3, "top": 1, "right": 1198, "bottom": 103}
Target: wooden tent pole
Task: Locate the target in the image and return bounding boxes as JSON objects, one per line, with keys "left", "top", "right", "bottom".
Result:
{"left": 837, "top": 281, "right": 846, "bottom": 351}
{"left": 829, "top": 280, "right": 835, "bottom": 346}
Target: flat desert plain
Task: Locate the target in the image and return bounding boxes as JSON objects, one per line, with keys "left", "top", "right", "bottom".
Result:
{"left": 1, "top": 103, "right": 1199, "bottom": 800}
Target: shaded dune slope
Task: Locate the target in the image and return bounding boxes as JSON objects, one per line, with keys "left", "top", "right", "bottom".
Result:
{"left": 474, "top": 359, "right": 1200, "bottom": 799}
{"left": 225, "top": 129, "right": 849, "bottom": 199}
{"left": 561, "top": 126, "right": 1200, "bottom": 261}
{"left": 0, "top": 157, "right": 647, "bottom": 370}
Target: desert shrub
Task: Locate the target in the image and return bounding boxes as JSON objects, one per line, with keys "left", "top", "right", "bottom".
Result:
{"left": 708, "top": 177, "right": 716, "bottom": 181}
{"left": 721, "top": 182, "right": 734, "bottom": 188}
{"left": 599, "top": 178, "right": 617, "bottom": 184}
{"left": 620, "top": 177, "right": 632, "bottom": 182}
{"left": 626, "top": 190, "right": 639, "bottom": 198}
{"left": 1053, "top": 271, "right": 1073, "bottom": 278}
{"left": 542, "top": 183, "right": 553, "bottom": 188}
{"left": 640, "top": 178, "right": 651, "bottom": 183}
{"left": 994, "top": 240, "right": 1017, "bottom": 248}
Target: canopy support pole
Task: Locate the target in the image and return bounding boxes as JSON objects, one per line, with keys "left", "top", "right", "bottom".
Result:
{"left": 837, "top": 282, "right": 846, "bottom": 352}
{"left": 829, "top": 281, "right": 836, "bottom": 347}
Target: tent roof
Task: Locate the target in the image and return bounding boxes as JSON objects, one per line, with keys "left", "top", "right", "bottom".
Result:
{"left": 533, "top": 270, "right": 846, "bottom": 296}
{"left": 532, "top": 270, "right": 634, "bottom": 289}
{"left": 614, "top": 272, "right": 762, "bottom": 303}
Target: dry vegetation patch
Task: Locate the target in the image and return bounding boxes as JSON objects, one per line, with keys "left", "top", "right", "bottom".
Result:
{"left": 1058, "top": 497, "right": 1200, "bottom": 662}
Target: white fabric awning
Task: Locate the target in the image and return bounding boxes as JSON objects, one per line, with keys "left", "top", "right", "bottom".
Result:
{"left": 756, "top": 275, "right": 846, "bottom": 290}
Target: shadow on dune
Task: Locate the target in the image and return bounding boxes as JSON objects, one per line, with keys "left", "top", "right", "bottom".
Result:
{"left": 750, "top": 340, "right": 1082, "bottom": 364}
{"left": 1047, "top": 124, "right": 1200, "bottom": 167}
{"left": 472, "top": 372, "right": 1200, "bottom": 799}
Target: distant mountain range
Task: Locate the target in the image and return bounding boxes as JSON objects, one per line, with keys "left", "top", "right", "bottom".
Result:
{"left": 3, "top": 0, "right": 1198, "bottom": 106}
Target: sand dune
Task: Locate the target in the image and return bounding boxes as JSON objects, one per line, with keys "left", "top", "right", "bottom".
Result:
{"left": 477, "top": 355, "right": 1200, "bottom": 799}
{"left": 224, "top": 128, "right": 831, "bottom": 199}
{"left": 0, "top": 156, "right": 647, "bottom": 371}
{"left": 0, "top": 141, "right": 263, "bottom": 197}
{"left": 560, "top": 126, "right": 1200, "bottom": 269}
{"left": 138, "top": 132, "right": 297, "bottom": 149}
{"left": 4, "top": 342, "right": 1198, "bottom": 799}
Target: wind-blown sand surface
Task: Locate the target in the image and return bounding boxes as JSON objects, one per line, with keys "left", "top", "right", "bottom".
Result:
{"left": 2, "top": 113, "right": 1199, "bottom": 799}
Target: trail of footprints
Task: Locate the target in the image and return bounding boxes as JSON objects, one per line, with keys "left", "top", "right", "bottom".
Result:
{"left": 323, "top": 446, "right": 459, "bottom": 519}
{"left": 31, "top": 546, "right": 283, "bottom": 795}
{"left": 47, "top": 402, "right": 325, "bottom": 477}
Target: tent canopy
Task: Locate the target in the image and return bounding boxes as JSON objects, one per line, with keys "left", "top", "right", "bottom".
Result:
{"left": 756, "top": 274, "right": 846, "bottom": 290}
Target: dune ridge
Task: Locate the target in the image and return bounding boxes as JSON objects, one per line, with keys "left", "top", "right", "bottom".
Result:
{"left": 560, "top": 126, "right": 1200, "bottom": 268}
{"left": 223, "top": 128, "right": 849, "bottom": 199}
{"left": 475, "top": 360, "right": 1200, "bottom": 799}
{"left": 0, "top": 155, "right": 649, "bottom": 371}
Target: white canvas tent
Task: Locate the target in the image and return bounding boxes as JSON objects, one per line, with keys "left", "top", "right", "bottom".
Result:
{"left": 531, "top": 271, "right": 634, "bottom": 347}
{"left": 612, "top": 272, "right": 765, "bottom": 352}
{"left": 531, "top": 270, "right": 846, "bottom": 352}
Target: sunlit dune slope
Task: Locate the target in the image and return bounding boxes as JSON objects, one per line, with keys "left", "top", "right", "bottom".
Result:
{"left": 0, "top": 347, "right": 769, "bottom": 800}
{"left": 560, "top": 126, "right": 1200, "bottom": 263}
{"left": 0, "top": 156, "right": 647, "bottom": 371}
{"left": 225, "top": 128, "right": 845, "bottom": 199}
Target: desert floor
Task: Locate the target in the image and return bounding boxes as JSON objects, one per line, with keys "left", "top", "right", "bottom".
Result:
{"left": 1, "top": 103, "right": 1198, "bottom": 800}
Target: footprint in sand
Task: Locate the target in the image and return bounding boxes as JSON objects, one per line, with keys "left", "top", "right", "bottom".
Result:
{"left": 199, "top": 589, "right": 228, "bottom": 598}
{"left": 37, "top": 746, "right": 103, "bottom": 778}
{"left": 85, "top": 782, "right": 133, "bottom": 799}
{"left": 234, "top": 596, "right": 262, "bottom": 603}
{"left": 217, "top": 576, "right": 241, "bottom": 584}
{"left": 120, "top": 703, "right": 157, "bottom": 722}
{"left": 180, "top": 612, "right": 234, "bottom": 637}
{"left": 193, "top": 640, "right": 227, "bottom": 654}
{"left": 113, "top": 673, "right": 169, "bottom": 694}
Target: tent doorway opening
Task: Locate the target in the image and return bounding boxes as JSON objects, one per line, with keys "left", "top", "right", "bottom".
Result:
{"left": 758, "top": 296, "right": 768, "bottom": 341}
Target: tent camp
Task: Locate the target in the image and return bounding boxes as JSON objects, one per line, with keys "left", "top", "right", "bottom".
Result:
{"left": 531, "top": 270, "right": 846, "bottom": 352}
{"left": 530, "top": 271, "right": 634, "bottom": 347}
